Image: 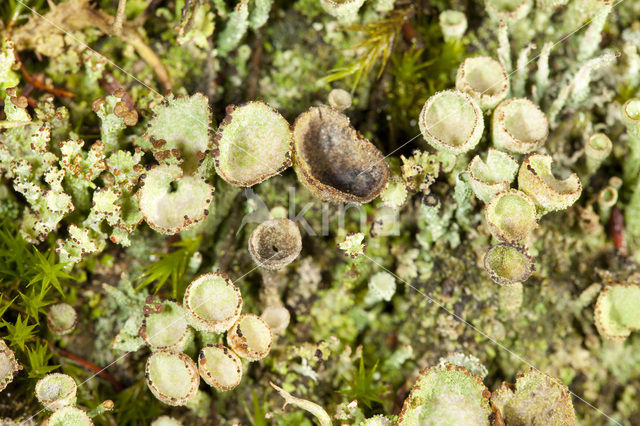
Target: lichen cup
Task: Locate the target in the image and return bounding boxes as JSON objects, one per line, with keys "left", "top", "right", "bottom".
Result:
{"left": 292, "top": 105, "right": 389, "bottom": 203}
{"left": 419, "top": 90, "right": 484, "bottom": 155}
{"left": 213, "top": 101, "right": 293, "bottom": 187}
{"left": 492, "top": 98, "right": 549, "bottom": 154}
{"left": 248, "top": 218, "right": 302, "bottom": 270}
{"left": 456, "top": 56, "right": 509, "bottom": 111}
{"left": 145, "top": 350, "right": 200, "bottom": 406}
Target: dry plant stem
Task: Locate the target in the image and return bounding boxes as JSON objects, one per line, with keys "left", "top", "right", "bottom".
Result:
{"left": 52, "top": 345, "right": 123, "bottom": 391}
{"left": 13, "top": 50, "right": 75, "bottom": 98}
{"left": 10, "top": 0, "right": 171, "bottom": 92}
{"left": 111, "top": 0, "right": 127, "bottom": 35}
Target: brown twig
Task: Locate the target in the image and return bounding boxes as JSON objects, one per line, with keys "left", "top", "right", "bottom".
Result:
{"left": 52, "top": 345, "right": 123, "bottom": 392}
{"left": 247, "top": 27, "right": 265, "bottom": 99}
{"left": 111, "top": 0, "right": 127, "bottom": 35}
{"left": 13, "top": 50, "right": 75, "bottom": 99}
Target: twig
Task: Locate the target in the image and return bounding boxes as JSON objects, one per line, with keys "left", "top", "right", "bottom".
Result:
{"left": 52, "top": 345, "right": 124, "bottom": 392}
{"left": 111, "top": 0, "right": 127, "bottom": 35}
{"left": 247, "top": 27, "right": 264, "bottom": 99}
{"left": 13, "top": 50, "right": 75, "bottom": 99}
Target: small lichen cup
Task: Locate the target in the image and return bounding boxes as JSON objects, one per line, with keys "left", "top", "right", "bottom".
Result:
{"left": 485, "top": 189, "right": 537, "bottom": 243}
{"left": 585, "top": 133, "right": 612, "bottom": 173}
{"left": 485, "top": 0, "right": 533, "bottom": 23}
{"left": 439, "top": 10, "right": 468, "bottom": 42}
{"left": 456, "top": 56, "right": 509, "bottom": 111}
{"left": 46, "top": 303, "right": 78, "bottom": 336}
{"left": 398, "top": 363, "right": 491, "bottom": 425}
{"left": 43, "top": 406, "right": 93, "bottom": 426}
{"left": 419, "top": 90, "right": 484, "bottom": 155}
{"left": 468, "top": 148, "right": 519, "bottom": 203}
{"left": 622, "top": 98, "right": 640, "bottom": 137}
{"left": 145, "top": 350, "right": 200, "bottom": 406}
{"left": 197, "top": 344, "right": 243, "bottom": 391}
{"left": 517, "top": 153, "right": 582, "bottom": 214}
{"left": 140, "top": 300, "right": 195, "bottom": 352}
{"left": 0, "top": 340, "right": 21, "bottom": 392}
{"left": 183, "top": 272, "right": 243, "bottom": 333}
{"left": 492, "top": 98, "right": 549, "bottom": 154}
{"left": 292, "top": 105, "right": 389, "bottom": 203}
{"left": 213, "top": 101, "right": 293, "bottom": 187}
{"left": 484, "top": 243, "right": 535, "bottom": 285}
{"left": 594, "top": 282, "right": 640, "bottom": 342}
{"left": 35, "top": 373, "right": 77, "bottom": 411}
{"left": 137, "top": 164, "right": 214, "bottom": 234}
{"left": 227, "top": 313, "right": 273, "bottom": 361}
{"left": 248, "top": 218, "right": 302, "bottom": 270}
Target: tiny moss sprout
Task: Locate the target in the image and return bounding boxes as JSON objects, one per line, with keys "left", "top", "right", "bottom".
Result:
{"left": 145, "top": 350, "right": 200, "bottom": 406}
{"left": 197, "top": 344, "right": 243, "bottom": 391}
{"left": 492, "top": 98, "right": 549, "bottom": 154}
{"left": 139, "top": 300, "right": 195, "bottom": 352}
{"left": 0, "top": 339, "right": 21, "bottom": 392}
{"left": 35, "top": 373, "right": 77, "bottom": 411}
{"left": 137, "top": 164, "right": 214, "bottom": 234}
{"left": 594, "top": 282, "right": 640, "bottom": 342}
{"left": 468, "top": 148, "right": 519, "bottom": 203}
{"left": 491, "top": 369, "right": 577, "bottom": 425}
{"left": 419, "top": 90, "right": 484, "bottom": 154}
{"left": 213, "top": 101, "right": 293, "bottom": 187}
{"left": 183, "top": 272, "right": 243, "bottom": 333}
{"left": 485, "top": 189, "right": 537, "bottom": 243}
{"left": 292, "top": 105, "right": 389, "bottom": 203}
{"left": 227, "top": 313, "right": 273, "bottom": 361}
{"left": 484, "top": 243, "right": 535, "bottom": 285}
{"left": 518, "top": 153, "right": 582, "bottom": 214}
{"left": 398, "top": 363, "right": 491, "bottom": 425}
{"left": 455, "top": 56, "right": 509, "bottom": 111}
{"left": 46, "top": 303, "right": 77, "bottom": 336}
{"left": 439, "top": 10, "right": 468, "bottom": 43}
{"left": 248, "top": 218, "right": 302, "bottom": 270}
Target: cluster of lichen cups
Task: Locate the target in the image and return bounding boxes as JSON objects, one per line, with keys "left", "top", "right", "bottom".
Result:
{"left": 141, "top": 272, "right": 273, "bottom": 406}
{"left": 419, "top": 55, "right": 582, "bottom": 285}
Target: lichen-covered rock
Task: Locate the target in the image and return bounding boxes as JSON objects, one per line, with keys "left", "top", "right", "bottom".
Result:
{"left": 398, "top": 363, "right": 491, "bottom": 425}
{"left": 491, "top": 369, "right": 577, "bottom": 425}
